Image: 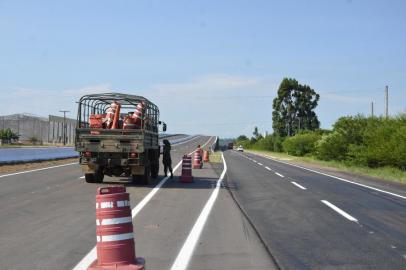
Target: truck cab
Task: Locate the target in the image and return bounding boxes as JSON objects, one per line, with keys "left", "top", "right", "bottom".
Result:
{"left": 75, "top": 93, "right": 165, "bottom": 184}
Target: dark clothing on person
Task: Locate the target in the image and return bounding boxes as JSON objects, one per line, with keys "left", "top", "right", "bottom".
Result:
{"left": 162, "top": 139, "right": 173, "bottom": 178}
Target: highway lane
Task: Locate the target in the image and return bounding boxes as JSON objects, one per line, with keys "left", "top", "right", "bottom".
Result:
{"left": 0, "top": 135, "right": 207, "bottom": 270}
{"left": 0, "top": 136, "right": 275, "bottom": 270}
{"left": 224, "top": 150, "right": 406, "bottom": 270}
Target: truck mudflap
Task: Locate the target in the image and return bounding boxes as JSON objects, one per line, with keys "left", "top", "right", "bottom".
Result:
{"left": 130, "top": 165, "right": 145, "bottom": 175}
{"left": 81, "top": 163, "right": 99, "bottom": 174}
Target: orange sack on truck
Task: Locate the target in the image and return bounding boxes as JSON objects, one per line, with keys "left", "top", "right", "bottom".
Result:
{"left": 89, "top": 114, "right": 106, "bottom": 129}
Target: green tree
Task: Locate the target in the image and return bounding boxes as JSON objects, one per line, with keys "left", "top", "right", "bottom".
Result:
{"left": 272, "top": 78, "right": 320, "bottom": 137}
{"left": 253, "top": 126, "right": 260, "bottom": 139}
{"left": 0, "top": 128, "right": 19, "bottom": 143}
{"left": 236, "top": 135, "right": 248, "bottom": 141}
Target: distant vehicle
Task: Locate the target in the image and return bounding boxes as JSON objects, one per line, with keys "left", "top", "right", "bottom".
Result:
{"left": 228, "top": 142, "right": 234, "bottom": 149}
{"left": 237, "top": 145, "right": 244, "bottom": 152}
{"left": 75, "top": 93, "right": 166, "bottom": 184}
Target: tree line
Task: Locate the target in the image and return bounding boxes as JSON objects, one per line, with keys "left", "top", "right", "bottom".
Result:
{"left": 235, "top": 78, "right": 406, "bottom": 170}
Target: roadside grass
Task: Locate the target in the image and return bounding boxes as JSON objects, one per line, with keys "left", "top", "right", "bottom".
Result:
{"left": 209, "top": 151, "right": 223, "bottom": 163}
{"left": 247, "top": 149, "right": 406, "bottom": 184}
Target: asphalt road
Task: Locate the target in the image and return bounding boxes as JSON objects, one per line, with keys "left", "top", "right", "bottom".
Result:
{"left": 224, "top": 150, "right": 406, "bottom": 270}
{"left": 0, "top": 136, "right": 275, "bottom": 270}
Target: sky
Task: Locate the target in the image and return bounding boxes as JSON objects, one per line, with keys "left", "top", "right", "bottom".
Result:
{"left": 0, "top": 0, "right": 405, "bottom": 137}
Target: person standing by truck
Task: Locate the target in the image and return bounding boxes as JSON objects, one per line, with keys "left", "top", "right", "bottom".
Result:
{"left": 162, "top": 139, "right": 173, "bottom": 179}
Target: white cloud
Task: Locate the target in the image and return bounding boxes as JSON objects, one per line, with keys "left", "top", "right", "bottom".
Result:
{"left": 0, "top": 83, "right": 112, "bottom": 117}
{"left": 149, "top": 74, "right": 273, "bottom": 97}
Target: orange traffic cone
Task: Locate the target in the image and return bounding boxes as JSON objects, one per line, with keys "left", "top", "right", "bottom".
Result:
{"left": 203, "top": 150, "right": 209, "bottom": 162}
{"left": 193, "top": 151, "right": 202, "bottom": 169}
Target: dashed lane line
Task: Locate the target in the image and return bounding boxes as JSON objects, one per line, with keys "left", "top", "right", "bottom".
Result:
{"left": 321, "top": 200, "right": 358, "bottom": 223}
{"left": 291, "top": 181, "right": 307, "bottom": 190}
{"left": 170, "top": 153, "right": 227, "bottom": 270}
{"left": 73, "top": 136, "right": 214, "bottom": 270}
{"left": 248, "top": 152, "right": 406, "bottom": 200}
{"left": 275, "top": 172, "right": 284, "bottom": 178}
{"left": 257, "top": 162, "right": 263, "bottom": 166}
{"left": 265, "top": 166, "right": 272, "bottom": 171}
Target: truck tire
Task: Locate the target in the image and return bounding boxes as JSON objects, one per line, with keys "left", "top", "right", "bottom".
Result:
{"left": 132, "top": 164, "right": 150, "bottom": 185}
{"left": 85, "top": 170, "right": 104, "bottom": 183}
{"left": 85, "top": 174, "right": 96, "bottom": 183}
{"left": 150, "top": 149, "right": 159, "bottom": 179}
{"left": 94, "top": 170, "right": 104, "bottom": 183}
{"left": 151, "top": 163, "right": 159, "bottom": 179}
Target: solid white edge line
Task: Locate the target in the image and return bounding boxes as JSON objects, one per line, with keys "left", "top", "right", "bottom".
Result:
{"left": 0, "top": 162, "right": 78, "bottom": 179}
{"left": 291, "top": 181, "right": 307, "bottom": 190}
{"left": 275, "top": 172, "right": 284, "bottom": 178}
{"left": 321, "top": 200, "right": 358, "bottom": 222}
{"left": 170, "top": 153, "right": 227, "bottom": 270}
{"left": 249, "top": 152, "right": 406, "bottom": 200}
{"left": 265, "top": 166, "right": 272, "bottom": 171}
{"left": 73, "top": 136, "right": 214, "bottom": 270}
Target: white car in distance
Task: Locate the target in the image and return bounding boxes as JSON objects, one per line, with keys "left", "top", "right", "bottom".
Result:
{"left": 237, "top": 145, "right": 244, "bottom": 152}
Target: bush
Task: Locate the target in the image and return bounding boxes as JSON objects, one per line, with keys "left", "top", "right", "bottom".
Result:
{"left": 316, "top": 114, "right": 406, "bottom": 169}
{"left": 315, "top": 132, "right": 347, "bottom": 161}
{"left": 252, "top": 135, "right": 275, "bottom": 151}
{"left": 282, "top": 132, "right": 320, "bottom": 156}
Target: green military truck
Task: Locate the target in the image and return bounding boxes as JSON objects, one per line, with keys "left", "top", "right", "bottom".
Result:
{"left": 75, "top": 93, "right": 166, "bottom": 184}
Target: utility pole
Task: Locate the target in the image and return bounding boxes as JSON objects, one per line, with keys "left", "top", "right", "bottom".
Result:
{"left": 59, "top": 110, "right": 70, "bottom": 145}
{"left": 384, "top": 85, "right": 389, "bottom": 118}
{"left": 371, "top": 101, "right": 374, "bottom": 117}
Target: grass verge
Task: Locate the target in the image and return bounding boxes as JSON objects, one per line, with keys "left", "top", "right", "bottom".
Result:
{"left": 247, "top": 149, "right": 406, "bottom": 184}
{"left": 209, "top": 151, "right": 223, "bottom": 163}
{"left": 0, "top": 158, "right": 78, "bottom": 175}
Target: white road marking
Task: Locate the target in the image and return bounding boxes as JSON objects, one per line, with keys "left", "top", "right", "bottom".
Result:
{"left": 0, "top": 162, "right": 77, "bottom": 179}
{"left": 321, "top": 200, "right": 358, "bottom": 222}
{"left": 97, "top": 232, "right": 134, "bottom": 242}
{"left": 252, "top": 160, "right": 257, "bottom": 163}
{"left": 257, "top": 162, "right": 263, "bottom": 166}
{"left": 291, "top": 181, "right": 307, "bottom": 190}
{"left": 73, "top": 136, "right": 214, "bottom": 270}
{"left": 265, "top": 166, "right": 272, "bottom": 171}
{"left": 170, "top": 153, "right": 227, "bottom": 270}
{"left": 251, "top": 152, "right": 406, "bottom": 200}
{"left": 275, "top": 172, "right": 284, "bottom": 178}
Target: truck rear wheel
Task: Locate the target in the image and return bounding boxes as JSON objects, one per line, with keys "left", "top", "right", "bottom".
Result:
{"left": 84, "top": 170, "right": 104, "bottom": 183}
{"left": 132, "top": 164, "right": 150, "bottom": 185}
{"left": 85, "top": 174, "right": 95, "bottom": 183}
{"left": 151, "top": 163, "right": 159, "bottom": 179}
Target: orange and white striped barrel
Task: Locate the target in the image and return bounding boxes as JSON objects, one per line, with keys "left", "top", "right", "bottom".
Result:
{"left": 193, "top": 150, "right": 203, "bottom": 169}
{"left": 132, "top": 101, "right": 145, "bottom": 128}
{"left": 123, "top": 115, "right": 137, "bottom": 130}
{"left": 105, "top": 102, "right": 119, "bottom": 129}
{"left": 180, "top": 155, "right": 193, "bottom": 182}
{"left": 88, "top": 186, "right": 144, "bottom": 270}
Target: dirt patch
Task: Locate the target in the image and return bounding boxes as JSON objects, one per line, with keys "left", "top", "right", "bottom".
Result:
{"left": 0, "top": 158, "right": 78, "bottom": 174}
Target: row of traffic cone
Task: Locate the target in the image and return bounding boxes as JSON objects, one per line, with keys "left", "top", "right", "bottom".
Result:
{"left": 179, "top": 148, "right": 210, "bottom": 183}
